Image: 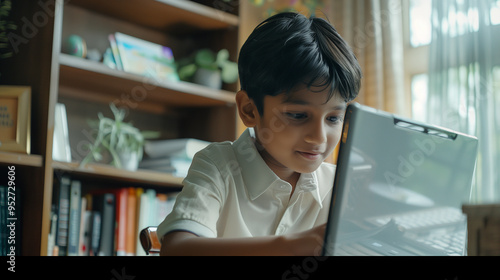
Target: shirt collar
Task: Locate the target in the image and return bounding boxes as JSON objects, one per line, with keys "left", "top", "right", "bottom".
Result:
{"left": 295, "top": 171, "right": 324, "bottom": 208}
{"left": 233, "top": 128, "right": 281, "bottom": 200}
{"left": 233, "top": 128, "right": 325, "bottom": 207}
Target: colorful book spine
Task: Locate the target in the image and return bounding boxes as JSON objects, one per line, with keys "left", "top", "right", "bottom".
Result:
{"left": 50, "top": 178, "right": 178, "bottom": 256}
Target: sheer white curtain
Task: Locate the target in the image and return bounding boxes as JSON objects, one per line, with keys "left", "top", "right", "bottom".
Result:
{"left": 427, "top": 0, "right": 500, "bottom": 203}
{"left": 330, "top": 0, "right": 408, "bottom": 116}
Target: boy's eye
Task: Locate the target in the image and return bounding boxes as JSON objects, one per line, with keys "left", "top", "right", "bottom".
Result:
{"left": 327, "top": 116, "right": 342, "bottom": 124}
{"left": 285, "top": 112, "right": 307, "bottom": 120}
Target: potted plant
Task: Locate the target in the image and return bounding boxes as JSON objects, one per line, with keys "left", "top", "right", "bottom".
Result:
{"left": 80, "top": 103, "right": 159, "bottom": 171}
{"left": 177, "top": 48, "right": 238, "bottom": 89}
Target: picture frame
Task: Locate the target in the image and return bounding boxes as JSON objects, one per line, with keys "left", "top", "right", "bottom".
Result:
{"left": 0, "top": 86, "right": 31, "bottom": 154}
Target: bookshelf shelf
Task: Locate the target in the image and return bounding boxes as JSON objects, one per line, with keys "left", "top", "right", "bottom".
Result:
{"left": 58, "top": 53, "right": 236, "bottom": 108}
{"left": 52, "top": 161, "right": 184, "bottom": 188}
{"left": 0, "top": 151, "right": 43, "bottom": 167}
{"left": 69, "top": 0, "right": 239, "bottom": 33}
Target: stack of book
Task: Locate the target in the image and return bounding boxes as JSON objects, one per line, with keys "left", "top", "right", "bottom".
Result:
{"left": 106, "top": 32, "right": 179, "bottom": 83}
{"left": 48, "top": 176, "right": 178, "bottom": 256}
{"left": 140, "top": 138, "right": 211, "bottom": 177}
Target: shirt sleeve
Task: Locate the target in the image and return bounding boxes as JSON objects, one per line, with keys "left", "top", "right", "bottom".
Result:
{"left": 157, "top": 146, "right": 226, "bottom": 241}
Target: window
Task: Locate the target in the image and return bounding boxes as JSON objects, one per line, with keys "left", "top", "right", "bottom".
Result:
{"left": 410, "top": 73, "right": 428, "bottom": 122}
{"left": 492, "top": 0, "right": 500, "bottom": 24}
{"left": 409, "top": 0, "right": 432, "bottom": 47}
{"left": 409, "top": 0, "right": 500, "bottom": 48}
{"left": 403, "top": 0, "right": 432, "bottom": 121}
{"left": 405, "top": 0, "right": 500, "bottom": 122}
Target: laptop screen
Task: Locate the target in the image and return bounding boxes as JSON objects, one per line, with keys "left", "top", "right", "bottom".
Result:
{"left": 323, "top": 103, "right": 478, "bottom": 256}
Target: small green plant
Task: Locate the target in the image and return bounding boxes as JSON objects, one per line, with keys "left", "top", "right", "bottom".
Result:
{"left": 177, "top": 48, "right": 238, "bottom": 84}
{"left": 80, "top": 103, "right": 159, "bottom": 169}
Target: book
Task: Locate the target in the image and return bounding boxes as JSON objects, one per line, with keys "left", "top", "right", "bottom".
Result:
{"left": 49, "top": 184, "right": 179, "bottom": 256}
{"left": 156, "top": 194, "right": 169, "bottom": 227}
{"left": 79, "top": 208, "right": 92, "bottom": 256}
{"left": 136, "top": 189, "right": 156, "bottom": 256}
{"left": 125, "top": 187, "right": 137, "bottom": 256}
{"left": 114, "top": 32, "right": 179, "bottom": 83}
{"left": 114, "top": 188, "right": 128, "bottom": 256}
{"left": 108, "top": 34, "right": 123, "bottom": 70}
{"left": 47, "top": 207, "right": 58, "bottom": 256}
{"left": 89, "top": 211, "right": 101, "bottom": 256}
{"left": 52, "top": 103, "right": 72, "bottom": 162}
{"left": 77, "top": 196, "right": 88, "bottom": 256}
{"left": 161, "top": 193, "right": 178, "bottom": 225}
{"left": 92, "top": 193, "right": 116, "bottom": 256}
{"left": 67, "top": 180, "right": 82, "bottom": 256}
{"left": 55, "top": 176, "right": 71, "bottom": 256}
{"left": 139, "top": 157, "right": 191, "bottom": 177}
{"left": 138, "top": 157, "right": 172, "bottom": 169}
{"left": 143, "top": 138, "right": 210, "bottom": 160}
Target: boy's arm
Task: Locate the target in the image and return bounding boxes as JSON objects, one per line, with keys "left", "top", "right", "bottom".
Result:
{"left": 160, "top": 223, "right": 326, "bottom": 256}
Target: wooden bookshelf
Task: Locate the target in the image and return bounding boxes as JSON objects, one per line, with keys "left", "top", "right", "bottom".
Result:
{"left": 0, "top": 152, "right": 43, "bottom": 167}
{"left": 58, "top": 53, "right": 236, "bottom": 108}
{"left": 52, "top": 161, "right": 184, "bottom": 187}
{"left": 69, "top": 0, "right": 239, "bottom": 32}
{"left": 0, "top": 0, "right": 245, "bottom": 256}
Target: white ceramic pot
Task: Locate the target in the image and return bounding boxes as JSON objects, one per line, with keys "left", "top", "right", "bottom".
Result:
{"left": 193, "top": 68, "right": 222, "bottom": 89}
{"left": 118, "top": 150, "right": 139, "bottom": 171}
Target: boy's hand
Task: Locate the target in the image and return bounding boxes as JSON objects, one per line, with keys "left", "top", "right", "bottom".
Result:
{"left": 285, "top": 223, "right": 326, "bottom": 256}
{"left": 159, "top": 224, "right": 327, "bottom": 256}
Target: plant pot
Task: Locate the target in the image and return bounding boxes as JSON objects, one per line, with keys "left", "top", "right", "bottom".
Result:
{"left": 193, "top": 68, "right": 222, "bottom": 89}
{"left": 117, "top": 150, "right": 139, "bottom": 171}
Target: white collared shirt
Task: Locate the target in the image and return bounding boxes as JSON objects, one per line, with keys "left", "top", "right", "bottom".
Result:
{"left": 157, "top": 128, "right": 335, "bottom": 240}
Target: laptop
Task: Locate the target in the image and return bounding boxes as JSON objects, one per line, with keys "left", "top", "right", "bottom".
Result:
{"left": 322, "top": 103, "right": 478, "bottom": 256}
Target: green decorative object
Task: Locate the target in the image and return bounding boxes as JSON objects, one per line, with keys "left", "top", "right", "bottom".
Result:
{"left": 177, "top": 48, "right": 238, "bottom": 88}
{"left": 62, "top": 34, "right": 87, "bottom": 58}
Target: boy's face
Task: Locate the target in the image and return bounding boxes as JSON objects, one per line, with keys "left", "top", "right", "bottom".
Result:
{"left": 253, "top": 86, "right": 346, "bottom": 177}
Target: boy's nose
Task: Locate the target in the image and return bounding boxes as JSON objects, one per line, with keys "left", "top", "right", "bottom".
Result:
{"left": 304, "top": 121, "right": 327, "bottom": 145}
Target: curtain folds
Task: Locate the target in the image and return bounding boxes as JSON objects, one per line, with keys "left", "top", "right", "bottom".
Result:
{"left": 330, "top": 0, "right": 408, "bottom": 116}
{"left": 427, "top": 0, "right": 500, "bottom": 203}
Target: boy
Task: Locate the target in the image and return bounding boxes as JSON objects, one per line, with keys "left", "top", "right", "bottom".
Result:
{"left": 158, "top": 12, "right": 362, "bottom": 255}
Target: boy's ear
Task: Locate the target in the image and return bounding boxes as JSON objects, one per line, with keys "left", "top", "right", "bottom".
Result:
{"left": 236, "top": 90, "right": 259, "bottom": 127}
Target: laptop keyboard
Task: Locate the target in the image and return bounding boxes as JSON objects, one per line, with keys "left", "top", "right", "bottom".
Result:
{"left": 415, "top": 230, "right": 466, "bottom": 255}
{"left": 367, "top": 207, "right": 465, "bottom": 231}
{"left": 329, "top": 207, "right": 468, "bottom": 256}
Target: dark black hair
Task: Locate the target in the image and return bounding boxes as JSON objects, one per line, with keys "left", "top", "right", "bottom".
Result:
{"left": 238, "top": 12, "right": 362, "bottom": 115}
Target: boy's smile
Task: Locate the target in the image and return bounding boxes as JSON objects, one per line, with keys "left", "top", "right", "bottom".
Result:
{"left": 250, "top": 86, "right": 346, "bottom": 186}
